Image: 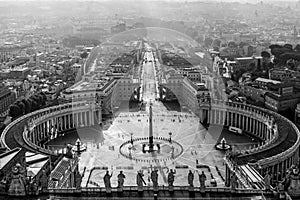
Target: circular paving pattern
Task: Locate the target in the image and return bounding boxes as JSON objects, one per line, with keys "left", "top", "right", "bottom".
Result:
{"left": 119, "top": 136, "right": 184, "bottom": 163}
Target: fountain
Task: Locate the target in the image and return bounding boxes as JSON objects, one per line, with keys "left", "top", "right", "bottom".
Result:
{"left": 215, "top": 138, "right": 231, "bottom": 151}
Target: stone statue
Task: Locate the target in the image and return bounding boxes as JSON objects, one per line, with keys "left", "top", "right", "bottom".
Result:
{"left": 117, "top": 171, "right": 126, "bottom": 188}
{"left": 188, "top": 170, "right": 194, "bottom": 187}
{"left": 8, "top": 164, "right": 26, "bottom": 196}
{"left": 137, "top": 170, "right": 145, "bottom": 190}
{"left": 75, "top": 171, "right": 82, "bottom": 189}
{"left": 28, "top": 177, "right": 38, "bottom": 195}
{"left": 198, "top": 171, "right": 206, "bottom": 189}
{"left": 151, "top": 169, "right": 158, "bottom": 187}
{"left": 0, "top": 176, "right": 7, "bottom": 193}
{"left": 39, "top": 170, "right": 48, "bottom": 191}
{"left": 288, "top": 165, "right": 300, "bottom": 196}
{"left": 230, "top": 173, "right": 237, "bottom": 190}
{"left": 103, "top": 171, "right": 113, "bottom": 191}
{"left": 168, "top": 169, "right": 176, "bottom": 186}
{"left": 264, "top": 173, "right": 271, "bottom": 191}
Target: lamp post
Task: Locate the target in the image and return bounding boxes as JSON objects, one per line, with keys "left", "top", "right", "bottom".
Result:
{"left": 130, "top": 133, "right": 134, "bottom": 146}
{"left": 128, "top": 146, "right": 132, "bottom": 159}
{"left": 169, "top": 132, "right": 172, "bottom": 144}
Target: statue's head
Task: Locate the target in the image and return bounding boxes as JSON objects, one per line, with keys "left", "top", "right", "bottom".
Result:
{"left": 293, "top": 168, "right": 299, "bottom": 175}
{"left": 12, "top": 166, "right": 19, "bottom": 174}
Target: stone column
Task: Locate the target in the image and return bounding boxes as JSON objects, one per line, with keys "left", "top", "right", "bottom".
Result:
{"left": 82, "top": 112, "right": 86, "bottom": 126}
{"left": 98, "top": 110, "right": 102, "bottom": 124}
{"left": 29, "top": 128, "right": 33, "bottom": 143}
{"left": 89, "top": 110, "right": 93, "bottom": 126}
{"left": 255, "top": 120, "right": 258, "bottom": 137}
{"left": 42, "top": 122, "right": 45, "bottom": 137}
{"left": 86, "top": 111, "right": 89, "bottom": 126}
{"left": 33, "top": 127, "right": 36, "bottom": 144}
{"left": 207, "top": 110, "right": 210, "bottom": 124}
{"left": 62, "top": 116, "right": 65, "bottom": 131}
{"left": 37, "top": 125, "right": 40, "bottom": 141}
{"left": 218, "top": 110, "right": 221, "bottom": 125}
{"left": 200, "top": 109, "right": 203, "bottom": 123}
{"left": 72, "top": 113, "right": 76, "bottom": 127}
{"left": 225, "top": 164, "right": 231, "bottom": 187}
{"left": 65, "top": 115, "right": 68, "bottom": 130}
{"left": 226, "top": 111, "right": 229, "bottom": 126}
{"left": 234, "top": 113, "right": 237, "bottom": 127}
{"left": 75, "top": 113, "right": 79, "bottom": 127}
{"left": 69, "top": 114, "right": 72, "bottom": 129}
{"left": 80, "top": 112, "right": 83, "bottom": 127}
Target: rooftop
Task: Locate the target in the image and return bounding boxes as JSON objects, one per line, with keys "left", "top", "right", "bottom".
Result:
{"left": 0, "top": 148, "right": 21, "bottom": 170}
{"left": 255, "top": 77, "right": 281, "bottom": 85}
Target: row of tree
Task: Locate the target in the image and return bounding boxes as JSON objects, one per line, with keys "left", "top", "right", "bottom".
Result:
{"left": 270, "top": 44, "right": 300, "bottom": 67}
{"left": 203, "top": 38, "right": 260, "bottom": 51}
{"left": 8, "top": 92, "right": 47, "bottom": 119}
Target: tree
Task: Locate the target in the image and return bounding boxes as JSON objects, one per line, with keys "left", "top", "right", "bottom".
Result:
{"left": 8, "top": 105, "right": 21, "bottom": 118}
{"left": 21, "top": 99, "right": 31, "bottom": 114}
{"left": 261, "top": 51, "right": 271, "bottom": 58}
{"left": 80, "top": 51, "right": 89, "bottom": 59}
{"left": 213, "top": 46, "right": 219, "bottom": 51}
{"left": 294, "top": 44, "right": 300, "bottom": 52}
{"left": 239, "top": 42, "right": 249, "bottom": 48}
{"left": 228, "top": 41, "right": 237, "bottom": 48}
{"left": 16, "top": 101, "right": 25, "bottom": 115}
{"left": 269, "top": 44, "right": 283, "bottom": 49}
{"left": 212, "top": 39, "right": 222, "bottom": 48}
{"left": 39, "top": 92, "right": 47, "bottom": 105}
{"left": 30, "top": 100, "right": 39, "bottom": 111}
{"left": 203, "top": 37, "right": 213, "bottom": 47}
{"left": 283, "top": 44, "right": 293, "bottom": 50}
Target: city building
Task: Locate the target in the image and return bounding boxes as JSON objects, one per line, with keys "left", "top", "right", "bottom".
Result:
{"left": 254, "top": 77, "right": 281, "bottom": 89}
{"left": 234, "top": 56, "right": 262, "bottom": 70}
{"left": 295, "top": 103, "right": 300, "bottom": 126}
{"left": 265, "top": 91, "right": 300, "bottom": 112}
{"left": 0, "top": 84, "right": 16, "bottom": 116}
{"left": 241, "top": 84, "right": 267, "bottom": 103}
{"left": 0, "top": 67, "right": 31, "bottom": 80}
{"left": 269, "top": 68, "right": 294, "bottom": 81}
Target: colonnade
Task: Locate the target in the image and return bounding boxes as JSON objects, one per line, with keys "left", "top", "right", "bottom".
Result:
{"left": 197, "top": 101, "right": 300, "bottom": 185}
{"left": 199, "top": 107, "right": 272, "bottom": 142}
{"left": 22, "top": 102, "right": 102, "bottom": 148}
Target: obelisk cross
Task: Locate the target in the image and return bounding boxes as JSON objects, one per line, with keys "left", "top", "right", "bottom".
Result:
{"left": 149, "top": 101, "right": 154, "bottom": 151}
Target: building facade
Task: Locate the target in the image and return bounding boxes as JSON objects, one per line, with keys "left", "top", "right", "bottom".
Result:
{"left": 0, "top": 84, "right": 16, "bottom": 116}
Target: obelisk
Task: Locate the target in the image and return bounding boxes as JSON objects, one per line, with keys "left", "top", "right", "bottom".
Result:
{"left": 149, "top": 102, "right": 154, "bottom": 151}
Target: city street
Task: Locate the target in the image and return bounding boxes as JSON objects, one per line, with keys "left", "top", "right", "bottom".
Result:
{"left": 141, "top": 45, "right": 158, "bottom": 103}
